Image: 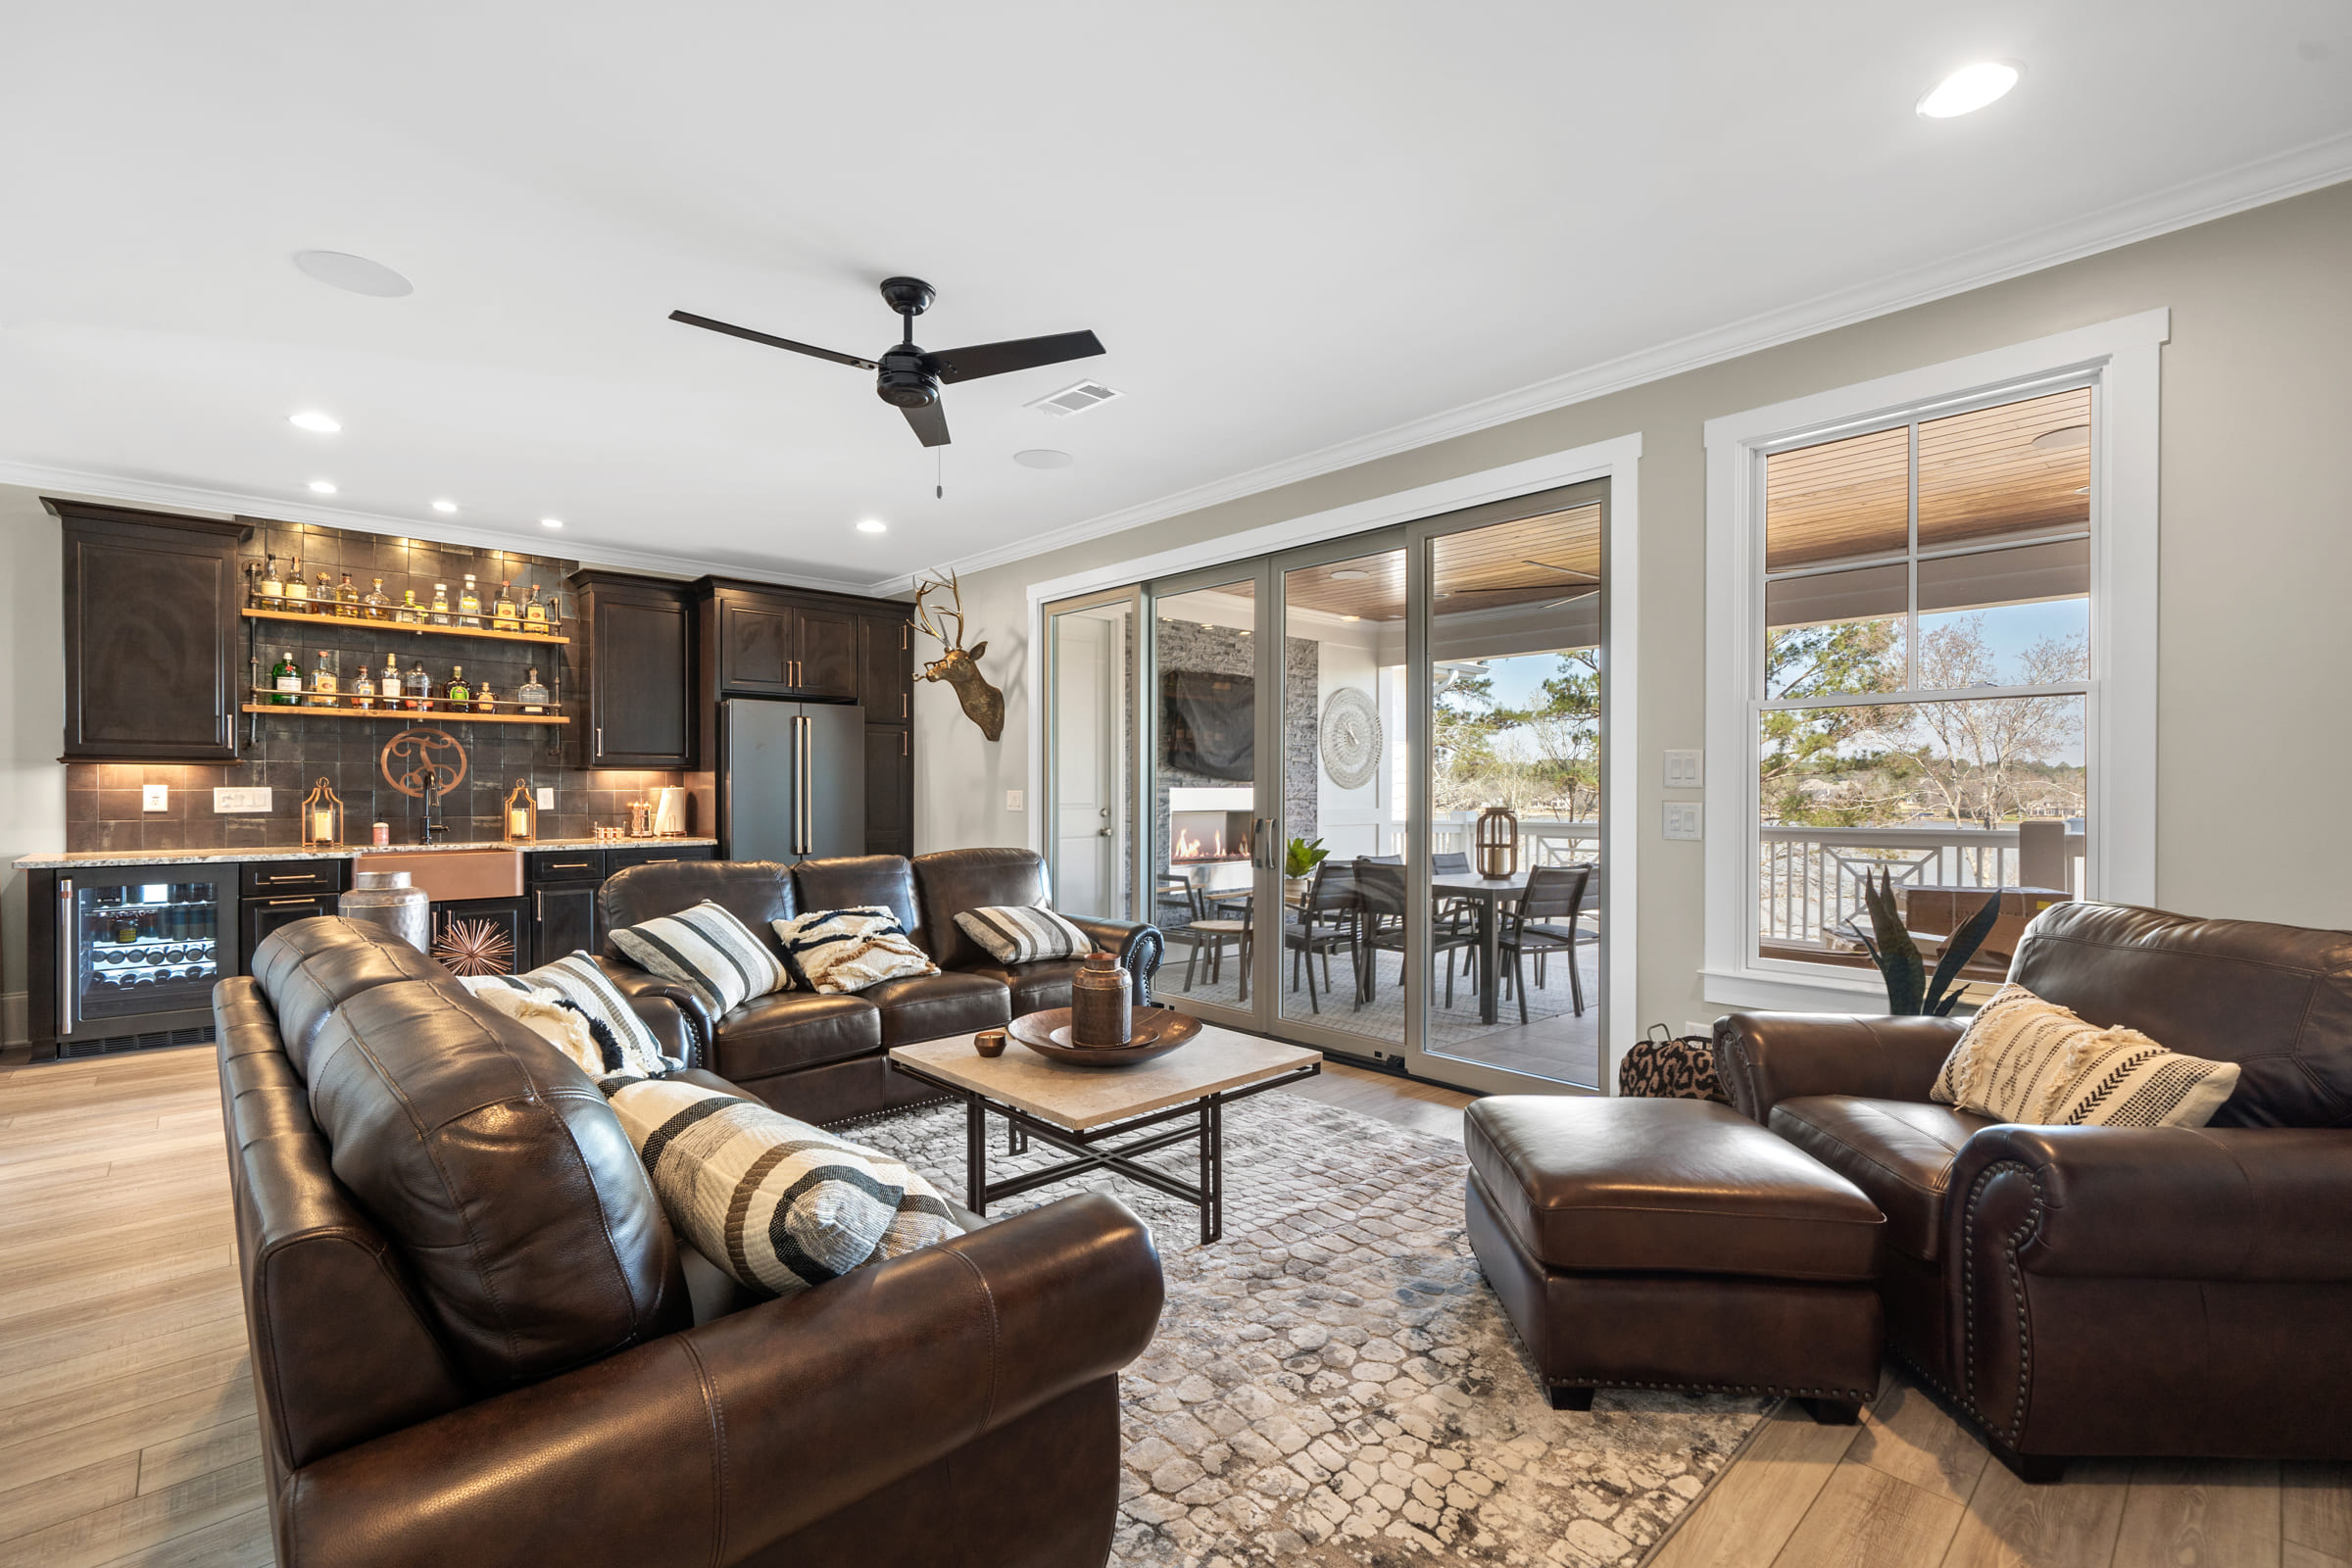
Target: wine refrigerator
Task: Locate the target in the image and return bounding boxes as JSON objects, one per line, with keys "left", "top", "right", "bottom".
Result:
{"left": 39, "top": 866, "right": 238, "bottom": 1058}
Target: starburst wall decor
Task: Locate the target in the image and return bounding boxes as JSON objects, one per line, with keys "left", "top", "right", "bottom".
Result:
{"left": 432, "top": 916, "right": 514, "bottom": 976}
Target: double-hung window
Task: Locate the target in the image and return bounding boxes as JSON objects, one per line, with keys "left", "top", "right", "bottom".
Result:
{"left": 1702, "top": 314, "right": 2164, "bottom": 1010}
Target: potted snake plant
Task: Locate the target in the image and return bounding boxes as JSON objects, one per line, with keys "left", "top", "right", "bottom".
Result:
{"left": 1842, "top": 869, "right": 2005, "bottom": 1015}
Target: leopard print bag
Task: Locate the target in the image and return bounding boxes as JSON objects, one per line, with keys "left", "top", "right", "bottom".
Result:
{"left": 1617, "top": 1024, "right": 1728, "bottom": 1102}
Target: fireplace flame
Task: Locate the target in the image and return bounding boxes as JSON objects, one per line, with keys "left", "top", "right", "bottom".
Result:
{"left": 1172, "top": 827, "right": 1227, "bottom": 862}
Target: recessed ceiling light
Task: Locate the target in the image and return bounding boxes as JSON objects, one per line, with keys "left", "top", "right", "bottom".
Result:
{"left": 1012, "top": 449, "right": 1076, "bottom": 469}
{"left": 1329, "top": 568, "right": 1371, "bottom": 581}
{"left": 2074, "top": 486, "right": 2090, "bottom": 495}
{"left": 307, "top": 479, "right": 337, "bottom": 495}
{"left": 857, "top": 519, "right": 888, "bottom": 534}
{"left": 1917, "top": 61, "right": 2021, "bottom": 119}
{"left": 539, "top": 517, "right": 564, "bottom": 529}
{"left": 1342, "top": 614, "right": 1360, "bottom": 622}
{"left": 431, "top": 499, "right": 458, "bottom": 514}
{"left": 2032, "top": 424, "right": 2091, "bottom": 450}
{"left": 292, "top": 250, "right": 414, "bottom": 298}
{"left": 288, "top": 411, "right": 341, "bottom": 434}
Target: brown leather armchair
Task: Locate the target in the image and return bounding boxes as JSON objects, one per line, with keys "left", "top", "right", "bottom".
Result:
{"left": 598, "top": 850, "right": 1163, "bottom": 1124}
{"left": 221, "top": 917, "right": 1164, "bottom": 1568}
{"left": 1715, "top": 903, "right": 2352, "bottom": 1480}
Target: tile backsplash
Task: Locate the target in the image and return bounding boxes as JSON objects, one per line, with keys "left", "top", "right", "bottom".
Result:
{"left": 63, "top": 520, "right": 687, "bottom": 852}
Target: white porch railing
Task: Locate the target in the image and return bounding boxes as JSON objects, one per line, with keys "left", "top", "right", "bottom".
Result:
{"left": 1758, "top": 823, "right": 2085, "bottom": 950}
{"left": 1398, "top": 813, "right": 1600, "bottom": 867}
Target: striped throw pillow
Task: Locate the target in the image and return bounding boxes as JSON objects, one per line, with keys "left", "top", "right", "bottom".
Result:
{"left": 465, "top": 952, "right": 677, "bottom": 1082}
{"left": 606, "top": 1077, "right": 957, "bottom": 1298}
{"left": 610, "top": 900, "right": 789, "bottom": 1020}
{"left": 953, "top": 905, "right": 1096, "bottom": 965}
{"left": 1932, "top": 983, "right": 2241, "bottom": 1128}
{"left": 771, "top": 906, "right": 939, "bottom": 994}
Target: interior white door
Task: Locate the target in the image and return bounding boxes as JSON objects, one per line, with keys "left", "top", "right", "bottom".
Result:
{"left": 1053, "top": 613, "right": 1115, "bottom": 916}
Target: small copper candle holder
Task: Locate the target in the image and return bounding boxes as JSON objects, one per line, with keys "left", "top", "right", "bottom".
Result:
{"left": 973, "top": 1029, "right": 1008, "bottom": 1058}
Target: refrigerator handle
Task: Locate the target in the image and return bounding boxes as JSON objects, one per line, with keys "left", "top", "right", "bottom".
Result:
{"left": 802, "top": 714, "right": 814, "bottom": 856}
{"left": 58, "top": 879, "right": 74, "bottom": 1036}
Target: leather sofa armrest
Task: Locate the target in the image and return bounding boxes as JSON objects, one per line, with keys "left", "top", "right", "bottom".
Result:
{"left": 1948, "top": 1123, "right": 2352, "bottom": 1283}
{"left": 593, "top": 956, "right": 711, "bottom": 1067}
{"left": 1065, "top": 916, "right": 1164, "bottom": 1006}
{"left": 1713, "top": 1011, "right": 1963, "bottom": 1124}
{"left": 276, "top": 1192, "right": 1164, "bottom": 1568}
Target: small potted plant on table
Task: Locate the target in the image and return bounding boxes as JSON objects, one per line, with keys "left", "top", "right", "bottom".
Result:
{"left": 1284, "top": 837, "right": 1330, "bottom": 905}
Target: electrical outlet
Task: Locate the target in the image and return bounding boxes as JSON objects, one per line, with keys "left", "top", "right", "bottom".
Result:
{"left": 1663, "top": 802, "right": 1703, "bottom": 841}
{"left": 536, "top": 787, "right": 555, "bottom": 809}
{"left": 213, "top": 787, "right": 271, "bottom": 813}
{"left": 1004, "top": 789, "right": 1025, "bottom": 811}
{"left": 141, "top": 784, "right": 170, "bottom": 812}
{"left": 1663, "top": 749, "right": 1704, "bottom": 788}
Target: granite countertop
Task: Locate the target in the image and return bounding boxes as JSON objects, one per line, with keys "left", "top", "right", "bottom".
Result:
{"left": 14, "top": 837, "right": 716, "bottom": 870}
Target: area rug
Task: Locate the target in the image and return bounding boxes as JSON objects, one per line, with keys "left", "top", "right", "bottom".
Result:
{"left": 848, "top": 1094, "right": 1770, "bottom": 1567}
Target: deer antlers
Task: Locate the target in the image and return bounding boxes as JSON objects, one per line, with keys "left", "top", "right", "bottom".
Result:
{"left": 909, "top": 567, "right": 1005, "bottom": 742}
{"left": 912, "top": 569, "right": 968, "bottom": 651}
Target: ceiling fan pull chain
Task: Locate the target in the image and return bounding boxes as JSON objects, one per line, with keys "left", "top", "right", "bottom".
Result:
{"left": 936, "top": 446, "right": 944, "bottom": 500}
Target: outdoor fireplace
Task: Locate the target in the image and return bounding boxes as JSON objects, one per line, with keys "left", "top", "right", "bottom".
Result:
{"left": 1167, "top": 786, "right": 1254, "bottom": 867}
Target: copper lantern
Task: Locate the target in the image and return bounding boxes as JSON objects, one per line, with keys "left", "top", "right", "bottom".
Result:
{"left": 503, "top": 779, "right": 538, "bottom": 844}
{"left": 301, "top": 777, "right": 345, "bottom": 850}
{"left": 1474, "top": 805, "right": 1519, "bottom": 880}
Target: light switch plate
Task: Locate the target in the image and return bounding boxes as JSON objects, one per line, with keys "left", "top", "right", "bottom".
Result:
{"left": 213, "top": 787, "right": 272, "bottom": 813}
{"left": 1004, "top": 789, "right": 1025, "bottom": 811}
{"left": 536, "top": 787, "right": 555, "bottom": 809}
{"left": 1663, "top": 802, "right": 1703, "bottom": 841}
{"left": 141, "top": 784, "right": 170, "bottom": 812}
{"left": 1663, "top": 749, "right": 1703, "bottom": 788}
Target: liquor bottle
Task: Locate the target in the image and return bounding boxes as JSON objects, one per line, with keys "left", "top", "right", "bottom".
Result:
{"left": 441, "top": 665, "right": 472, "bottom": 706}
{"left": 309, "top": 652, "right": 339, "bottom": 708}
{"left": 335, "top": 573, "right": 361, "bottom": 618}
{"left": 362, "top": 577, "right": 390, "bottom": 621}
{"left": 350, "top": 662, "right": 375, "bottom": 710}
{"left": 283, "top": 555, "right": 311, "bottom": 610}
{"left": 270, "top": 650, "right": 302, "bottom": 706}
{"left": 381, "top": 653, "right": 401, "bottom": 704}
{"left": 397, "top": 588, "right": 419, "bottom": 624}
{"left": 430, "top": 583, "right": 451, "bottom": 626}
{"left": 258, "top": 554, "right": 284, "bottom": 610}
{"left": 458, "top": 574, "right": 482, "bottom": 628}
{"left": 491, "top": 580, "right": 518, "bottom": 632}
{"left": 316, "top": 571, "right": 334, "bottom": 611}
{"left": 472, "top": 681, "right": 496, "bottom": 714}
{"left": 516, "top": 666, "right": 550, "bottom": 714}
{"left": 404, "top": 662, "right": 432, "bottom": 710}
{"left": 523, "top": 583, "right": 551, "bottom": 634}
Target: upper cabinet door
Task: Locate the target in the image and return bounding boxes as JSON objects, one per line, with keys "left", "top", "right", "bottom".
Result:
{"left": 715, "top": 594, "right": 797, "bottom": 696}
{"left": 859, "top": 611, "right": 913, "bottom": 725}
{"left": 575, "top": 572, "right": 693, "bottom": 767}
{"left": 793, "top": 604, "right": 859, "bottom": 702}
{"left": 55, "top": 502, "right": 244, "bottom": 761}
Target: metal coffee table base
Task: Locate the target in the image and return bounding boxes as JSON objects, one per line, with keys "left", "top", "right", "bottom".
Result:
{"left": 892, "top": 1059, "right": 1320, "bottom": 1245}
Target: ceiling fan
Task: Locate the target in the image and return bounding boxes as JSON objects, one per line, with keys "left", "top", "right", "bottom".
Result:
{"left": 669, "top": 277, "right": 1103, "bottom": 449}
{"left": 1438, "top": 560, "right": 1601, "bottom": 612}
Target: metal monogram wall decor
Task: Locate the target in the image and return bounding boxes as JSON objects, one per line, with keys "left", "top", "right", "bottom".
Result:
{"left": 379, "top": 726, "right": 467, "bottom": 800}
{"left": 1319, "top": 687, "right": 1383, "bottom": 790}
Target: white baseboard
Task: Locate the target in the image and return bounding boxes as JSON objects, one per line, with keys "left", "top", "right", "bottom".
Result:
{"left": 2, "top": 991, "right": 25, "bottom": 1049}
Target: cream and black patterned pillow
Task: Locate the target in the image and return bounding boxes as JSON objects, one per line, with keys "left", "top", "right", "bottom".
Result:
{"left": 1933, "top": 983, "right": 2240, "bottom": 1128}
{"left": 606, "top": 1077, "right": 957, "bottom": 1298}
{"left": 610, "top": 900, "right": 790, "bottom": 1018}
{"left": 953, "top": 905, "right": 1095, "bottom": 965}
{"left": 771, "top": 906, "right": 938, "bottom": 994}
{"left": 464, "top": 952, "right": 677, "bottom": 1082}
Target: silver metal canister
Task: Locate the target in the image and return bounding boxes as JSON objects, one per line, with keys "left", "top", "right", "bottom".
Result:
{"left": 339, "top": 869, "right": 430, "bottom": 953}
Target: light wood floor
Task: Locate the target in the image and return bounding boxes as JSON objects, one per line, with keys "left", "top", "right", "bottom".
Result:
{"left": 3, "top": 1046, "right": 2339, "bottom": 1568}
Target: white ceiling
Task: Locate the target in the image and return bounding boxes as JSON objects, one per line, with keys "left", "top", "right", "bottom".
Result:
{"left": 3, "top": 3, "right": 2346, "bottom": 593}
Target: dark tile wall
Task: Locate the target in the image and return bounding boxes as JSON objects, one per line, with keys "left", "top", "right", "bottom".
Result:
{"left": 64, "top": 520, "right": 684, "bottom": 852}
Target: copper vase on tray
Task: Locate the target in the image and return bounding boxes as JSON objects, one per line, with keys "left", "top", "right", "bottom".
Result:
{"left": 1069, "top": 951, "right": 1132, "bottom": 1047}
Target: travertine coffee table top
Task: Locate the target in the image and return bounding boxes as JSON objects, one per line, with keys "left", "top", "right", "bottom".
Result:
{"left": 890, "top": 1025, "right": 1320, "bottom": 1132}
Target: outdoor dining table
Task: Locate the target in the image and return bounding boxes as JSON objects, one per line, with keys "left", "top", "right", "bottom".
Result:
{"left": 1431, "top": 867, "right": 1551, "bottom": 1026}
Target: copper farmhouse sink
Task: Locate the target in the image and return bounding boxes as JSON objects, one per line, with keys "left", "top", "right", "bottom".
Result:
{"left": 352, "top": 849, "right": 522, "bottom": 903}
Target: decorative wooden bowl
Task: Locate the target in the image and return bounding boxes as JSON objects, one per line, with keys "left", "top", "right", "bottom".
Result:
{"left": 1007, "top": 1005, "right": 1201, "bottom": 1067}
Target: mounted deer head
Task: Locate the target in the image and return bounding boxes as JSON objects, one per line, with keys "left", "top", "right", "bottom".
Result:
{"left": 912, "top": 568, "right": 1005, "bottom": 742}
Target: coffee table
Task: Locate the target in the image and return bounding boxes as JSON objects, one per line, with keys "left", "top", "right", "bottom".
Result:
{"left": 888, "top": 1023, "right": 1321, "bottom": 1244}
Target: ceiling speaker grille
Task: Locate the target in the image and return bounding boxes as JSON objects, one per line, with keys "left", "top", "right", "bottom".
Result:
{"left": 1027, "top": 380, "right": 1123, "bottom": 417}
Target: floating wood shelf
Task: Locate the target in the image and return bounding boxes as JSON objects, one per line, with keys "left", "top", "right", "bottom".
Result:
{"left": 240, "top": 704, "right": 569, "bottom": 726}
{"left": 241, "top": 609, "right": 569, "bottom": 645}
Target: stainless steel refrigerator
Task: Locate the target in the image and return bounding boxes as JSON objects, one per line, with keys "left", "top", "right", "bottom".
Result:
{"left": 719, "top": 699, "right": 866, "bottom": 862}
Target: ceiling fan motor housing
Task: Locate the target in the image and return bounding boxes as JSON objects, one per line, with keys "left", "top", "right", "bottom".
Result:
{"left": 875, "top": 346, "right": 940, "bottom": 408}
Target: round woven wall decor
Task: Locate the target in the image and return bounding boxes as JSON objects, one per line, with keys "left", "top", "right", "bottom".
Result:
{"left": 1319, "top": 687, "right": 1384, "bottom": 790}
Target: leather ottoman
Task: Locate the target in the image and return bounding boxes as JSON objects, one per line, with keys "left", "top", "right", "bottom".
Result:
{"left": 1465, "top": 1096, "right": 1886, "bottom": 1421}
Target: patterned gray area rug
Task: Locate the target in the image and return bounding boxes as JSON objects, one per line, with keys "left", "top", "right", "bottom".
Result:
{"left": 847, "top": 1094, "right": 1770, "bottom": 1567}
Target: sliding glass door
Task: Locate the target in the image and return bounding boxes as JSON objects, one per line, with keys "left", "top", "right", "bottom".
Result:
{"left": 1050, "top": 478, "right": 1611, "bottom": 1094}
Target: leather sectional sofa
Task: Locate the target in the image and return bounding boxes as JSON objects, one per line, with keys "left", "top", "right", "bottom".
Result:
{"left": 1715, "top": 902, "right": 2352, "bottom": 1479}
{"left": 598, "top": 847, "right": 1163, "bottom": 1124}
{"left": 218, "top": 915, "right": 1164, "bottom": 1568}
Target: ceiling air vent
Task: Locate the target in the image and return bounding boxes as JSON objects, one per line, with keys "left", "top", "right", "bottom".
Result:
{"left": 1027, "top": 379, "right": 1123, "bottom": 417}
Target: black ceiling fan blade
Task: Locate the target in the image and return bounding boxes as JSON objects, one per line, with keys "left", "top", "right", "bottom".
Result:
{"left": 923, "top": 329, "right": 1103, "bottom": 384}
{"left": 669, "top": 311, "right": 877, "bottom": 370}
{"left": 902, "top": 399, "right": 951, "bottom": 448}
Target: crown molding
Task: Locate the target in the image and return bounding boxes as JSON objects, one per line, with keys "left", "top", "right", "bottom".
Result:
{"left": 0, "top": 459, "right": 881, "bottom": 597}
{"left": 894, "top": 127, "right": 2352, "bottom": 592}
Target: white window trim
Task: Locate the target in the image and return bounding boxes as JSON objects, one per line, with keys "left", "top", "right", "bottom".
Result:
{"left": 1700, "top": 310, "right": 2166, "bottom": 1013}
